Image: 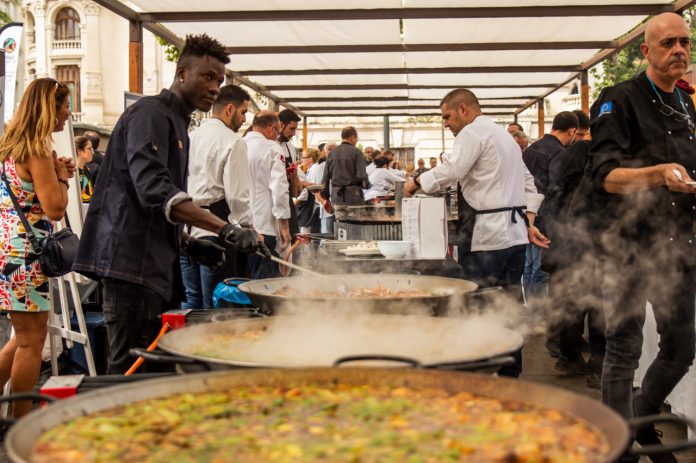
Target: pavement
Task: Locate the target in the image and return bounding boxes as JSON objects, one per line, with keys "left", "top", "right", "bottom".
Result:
{"left": 0, "top": 331, "right": 693, "bottom": 462}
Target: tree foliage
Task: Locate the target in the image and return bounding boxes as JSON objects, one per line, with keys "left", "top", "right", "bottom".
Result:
{"left": 591, "top": 7, "right": 696, "bottom": 98}
{"left": 0, "top": 0, "right": 19, "bottom": 27}
{"left": 155, "top": 36, "right": 181, "bottom": 63}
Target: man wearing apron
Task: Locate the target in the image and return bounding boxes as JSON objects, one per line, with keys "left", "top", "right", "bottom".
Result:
{"left": 405, "top": 88, "right": 548, "bottom": 377}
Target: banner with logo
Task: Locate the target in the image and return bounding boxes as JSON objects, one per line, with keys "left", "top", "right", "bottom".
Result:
{"left": 0, "top": 23, "right": 22, "bottom": 123}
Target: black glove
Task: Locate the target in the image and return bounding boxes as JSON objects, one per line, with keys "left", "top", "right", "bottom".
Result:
{"left": 257, "top": 240, "right": 273, "bottom": 259}
{"left": 219, "top": 223, "right": 259, "bottom": 254}
{"left": 184, "top": 237, "right": 225, "bottom": 269}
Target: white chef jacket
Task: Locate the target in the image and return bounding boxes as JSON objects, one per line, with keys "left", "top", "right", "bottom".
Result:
{"left": 366, "top": 162, "right": 377, "bottom": 176}
{"left": 279, "top": 139, "right": 297, "bottom": 165}
{"left": 187, "top": 118, "right": 252, "bottom": 238}
{"left": 243, "top": 131, "right": 291, "bottom": 236}
{"left": 419, "top": 116, "right": 544, "bottom": 252}
{"left": 364, "top": 168, "right": 406, "bottom": 201}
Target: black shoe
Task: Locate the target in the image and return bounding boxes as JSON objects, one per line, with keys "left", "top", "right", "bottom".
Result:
{"left": 545, "top": 338, "right": 561, "bottom": 358}
{"left": 586, "top": 371, "right": 601, "bottom": 389}
{"left": 554, "top": 355, "right": 589, "bottom": 375}
{"left": 634, "top": 426, "right": 677, "bottom": 463}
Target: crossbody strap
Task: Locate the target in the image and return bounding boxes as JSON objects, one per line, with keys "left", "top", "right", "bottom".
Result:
{"left": 1, "top": 162, "right": 43, "bottom": 255}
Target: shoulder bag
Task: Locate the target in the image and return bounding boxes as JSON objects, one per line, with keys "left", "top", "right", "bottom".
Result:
{"left": 1, "top": 163, "right": 79, "bottom": 277}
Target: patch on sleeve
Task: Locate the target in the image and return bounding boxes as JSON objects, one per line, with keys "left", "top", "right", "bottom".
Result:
{"left": 598, "top": 101, "right": 613, "bottom": 117}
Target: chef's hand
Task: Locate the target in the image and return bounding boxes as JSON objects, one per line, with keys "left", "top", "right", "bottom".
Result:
{"left": 258, "top": 240, "right": 273, "bottom": 259}
{"left": 664, "top": 163, "right": 696, "bottom": 193}
{"left": 219, "top": 223, "right": 259, "bottom": 254}
{"left": 528, "top": 225, "right": 550, "bottom": 249}
{"left": 404, "top": 179, "right": 419, "bottom": 197}
{"left": 184, "top": 238, "right": 225, "bottom": 269}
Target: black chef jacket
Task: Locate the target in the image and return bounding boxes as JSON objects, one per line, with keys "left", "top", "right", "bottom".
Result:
{"left": 73, "top": 89, "right": 190, "bottom": 301}
{"left": 523, "top": 133, "right": 565, "bottom": 195}
{"left": 589, "top": 71, "right": 696, "bottom": 268}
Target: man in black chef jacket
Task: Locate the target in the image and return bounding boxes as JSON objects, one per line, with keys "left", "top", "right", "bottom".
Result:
{"left": 73, "top": 34, "right": 261, "bottom": 374}
{"left": 587, "top": 12, "right": 696, "bottom": 462}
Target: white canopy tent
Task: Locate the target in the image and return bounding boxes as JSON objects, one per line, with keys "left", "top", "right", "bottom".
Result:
{"left": 96, "top": 0, "right": 696, "bottom": 119}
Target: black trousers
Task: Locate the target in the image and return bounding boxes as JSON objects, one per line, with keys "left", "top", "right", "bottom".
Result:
{"left": 102, "top": 278, "right": 169, "bottom": 374}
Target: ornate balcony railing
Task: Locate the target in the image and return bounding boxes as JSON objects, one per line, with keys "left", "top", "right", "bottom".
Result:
{"left": 53, "top": 39, "right": 82, "bottom": 51}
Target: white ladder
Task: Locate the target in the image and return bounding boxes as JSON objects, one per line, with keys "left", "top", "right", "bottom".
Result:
{"left": 47, "top": 272, "right": 97, "bottom": 377}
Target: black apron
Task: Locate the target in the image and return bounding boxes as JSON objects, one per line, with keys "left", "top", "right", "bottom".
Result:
{"left": 456, "top": 183, "right": 529, "bottom": 254}
{"left": 282, "top": 141, "right": 300, "bottom": 240}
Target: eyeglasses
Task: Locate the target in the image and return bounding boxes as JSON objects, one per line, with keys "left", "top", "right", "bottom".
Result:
{"left": 648, "top": 77, "right": 694, "bottom": 131}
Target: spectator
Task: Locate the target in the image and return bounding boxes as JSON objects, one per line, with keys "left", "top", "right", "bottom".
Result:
{"left": 83, "top": 130, "right": 103, "bottom": 186}
{"left": 415, "top": 158, "right": 429, "bottom": 175}
{"left": 74, "top": 135, "right": 95, "bottom": 203}
{"left": 0, "top": 78, "right": 74, "bottom": 416}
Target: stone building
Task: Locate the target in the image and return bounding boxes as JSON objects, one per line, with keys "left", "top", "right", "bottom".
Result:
{"left": 20, "top": 0, "right": 174, "bottom": 129}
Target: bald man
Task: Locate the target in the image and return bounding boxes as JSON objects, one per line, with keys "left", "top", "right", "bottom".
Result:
{"left": 588, "top": 12, "right": 696, "bottom": 461}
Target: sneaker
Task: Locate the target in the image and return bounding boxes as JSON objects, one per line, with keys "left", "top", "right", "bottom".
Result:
{"left": 634, "top": 426, "right": 677, "bottom": 463}
{"left": 554, "top": 355, "right": 589, "bottom": 375}
{"left": 586, "top": 371, "right": 601, "bottom": 389}
{"left": 545, "top": 338, "right": 561, "bottom": 358}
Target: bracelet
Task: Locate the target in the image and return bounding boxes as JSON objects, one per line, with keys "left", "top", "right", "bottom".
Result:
{"left": 58, "top": 179, "right": 69, "bottom": 189}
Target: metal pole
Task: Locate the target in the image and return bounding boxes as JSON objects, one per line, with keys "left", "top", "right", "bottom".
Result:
{"left": 383, "top": 115, "right": 390, "bottom": 149}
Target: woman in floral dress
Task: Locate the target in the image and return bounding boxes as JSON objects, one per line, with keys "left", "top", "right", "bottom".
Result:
{"left": 0, "top": 78, "right": 74, "bottom": 417}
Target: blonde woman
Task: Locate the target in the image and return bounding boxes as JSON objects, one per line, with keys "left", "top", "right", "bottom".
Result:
{"left": 0, "top": 78, "right": 74, "bottom": 417}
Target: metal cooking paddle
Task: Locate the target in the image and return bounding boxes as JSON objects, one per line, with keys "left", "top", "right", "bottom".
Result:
{"left": 257, "top": 244, "right": 349, "bottom": 296}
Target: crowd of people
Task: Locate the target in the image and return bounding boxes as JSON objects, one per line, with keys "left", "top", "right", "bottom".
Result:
{"left": 0, "top": 13, "right": 693, "bottom": 461}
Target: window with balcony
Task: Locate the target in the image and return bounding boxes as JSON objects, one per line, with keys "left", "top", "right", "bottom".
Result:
{"left": 54, "top": 8, "right": 81, "bottom": 51}
{"left": 56, "top": 65, "right": 81, "bottom": 114}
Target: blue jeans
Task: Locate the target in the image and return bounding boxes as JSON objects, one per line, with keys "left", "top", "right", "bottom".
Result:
{"left": 459, "top": 244, "right": 526, "bottom": 377}
{"left": 601, "top": 260, "right": 696, "bottom": 419}
{"left": 179, "top": 253, "right": 217, "bottom": 310}
{"left": 522, "top": 244, "right": 548, "bottom": 306}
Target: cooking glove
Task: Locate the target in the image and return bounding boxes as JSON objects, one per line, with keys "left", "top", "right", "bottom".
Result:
{"left": 257, "top": 240, "right": 273, "bottom": 259}
{"left": 219, "top": 223, "right": 259, "bottom": 254}
{"left": 184, "top": 238, "right": 225, "bottom": 269}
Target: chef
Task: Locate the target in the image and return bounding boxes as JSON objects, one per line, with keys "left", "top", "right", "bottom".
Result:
{"left": 73, "top": 34, "right": 261, "bottom": 374}
{"left": 405, "top": 88, "right": 548, "bottom": 377}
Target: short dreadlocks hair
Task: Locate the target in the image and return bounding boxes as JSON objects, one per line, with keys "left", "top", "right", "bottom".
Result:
{"left": 177, "top": 34, "right": 230, "bottom": 67}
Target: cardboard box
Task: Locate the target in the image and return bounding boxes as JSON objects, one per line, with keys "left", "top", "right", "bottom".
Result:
{"left": 402, "top": 197, "right": 448, "bottom": 259}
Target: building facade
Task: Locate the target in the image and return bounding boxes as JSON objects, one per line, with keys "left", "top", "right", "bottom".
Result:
{"left": 21, "top": 0, "right": 175, "bottom": 128}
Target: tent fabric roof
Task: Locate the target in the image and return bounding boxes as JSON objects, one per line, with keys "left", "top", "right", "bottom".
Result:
{"left": 102, "top": 0, "right": 696, "bottom": 118}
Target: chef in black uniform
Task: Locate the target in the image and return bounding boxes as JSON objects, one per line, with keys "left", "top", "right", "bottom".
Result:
{"left": 587, "top": 12, "right": 696, "bottom": 462}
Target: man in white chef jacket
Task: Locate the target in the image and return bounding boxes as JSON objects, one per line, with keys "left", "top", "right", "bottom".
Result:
{"left": 244, "top": 111, "right": 291, "bottom": 278}
{"left": 405, "top": 88, "right": 548, "bottom": 377}
{"left": 182, "top": 84, "right": 253, "bottom": 308}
